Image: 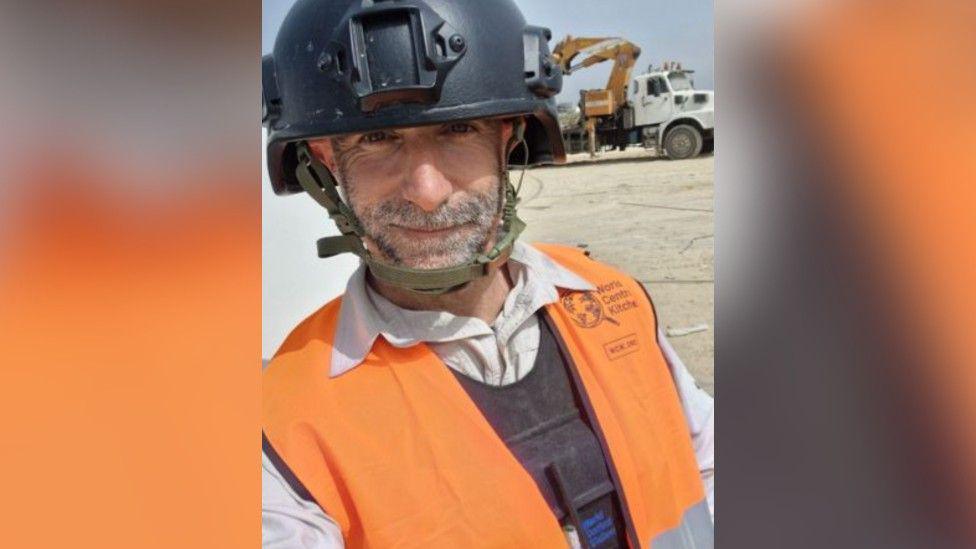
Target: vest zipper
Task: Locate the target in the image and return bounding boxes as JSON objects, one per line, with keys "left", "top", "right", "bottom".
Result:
{"left": 541, "top": 309, "right": 643, "bottom": 549}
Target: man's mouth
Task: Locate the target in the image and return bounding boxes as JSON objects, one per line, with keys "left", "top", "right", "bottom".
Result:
{"left": 391, "top": 223, "right": 472, "bottom": 236}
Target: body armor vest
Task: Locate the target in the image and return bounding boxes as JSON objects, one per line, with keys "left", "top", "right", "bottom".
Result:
{"left": 451, "top": 313, "right": 626, "bottom": 548}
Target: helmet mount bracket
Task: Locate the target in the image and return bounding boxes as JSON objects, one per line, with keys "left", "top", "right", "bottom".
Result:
{"left": 323, "top": 0, "right": 466, "bottom": 113}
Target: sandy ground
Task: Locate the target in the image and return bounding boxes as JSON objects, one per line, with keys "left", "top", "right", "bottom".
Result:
{"left": 519, "top": 149, "right": 714, "bottom": 395}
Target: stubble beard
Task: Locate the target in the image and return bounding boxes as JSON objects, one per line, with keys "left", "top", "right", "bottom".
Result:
{"left": 340, "top": 164, "right": 506, "bottom": 271}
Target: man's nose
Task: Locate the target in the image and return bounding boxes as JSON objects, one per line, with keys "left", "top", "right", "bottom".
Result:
{"left": 401, "top": 152, "right": 453, "bottom": 213}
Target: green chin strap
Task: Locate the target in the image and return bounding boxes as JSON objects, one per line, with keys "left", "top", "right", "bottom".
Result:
{"left": 293, "top": 129, "right": 527, "bottom": 295}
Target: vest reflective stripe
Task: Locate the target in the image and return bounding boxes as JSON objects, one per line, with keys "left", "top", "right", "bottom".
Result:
{"left": 650, "top": 500, "right": 713, "bottom": 549}
{"left": 263, "top": 244, "right": 708, "bottom": 548}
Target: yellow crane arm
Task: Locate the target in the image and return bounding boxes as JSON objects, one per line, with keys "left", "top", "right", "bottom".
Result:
{"left": 552, "top": 36, "right": 642, "bottom": 109}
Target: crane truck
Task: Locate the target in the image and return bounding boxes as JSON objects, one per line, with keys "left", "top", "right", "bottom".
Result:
{"left": 553, "top": 36, "right": 714, "bottom": 159}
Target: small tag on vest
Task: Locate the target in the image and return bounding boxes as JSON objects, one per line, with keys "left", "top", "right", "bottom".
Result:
{"left": 603, "top": 333, "right": 640, "bottom": 361}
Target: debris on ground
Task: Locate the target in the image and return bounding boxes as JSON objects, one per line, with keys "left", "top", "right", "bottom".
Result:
{"left": 666, "top": 323, "right": 709, "bottom": 338}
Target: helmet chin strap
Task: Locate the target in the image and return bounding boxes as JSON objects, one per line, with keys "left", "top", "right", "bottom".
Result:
{"left": 293, "top": 121, "right": 528, "bottom": 295}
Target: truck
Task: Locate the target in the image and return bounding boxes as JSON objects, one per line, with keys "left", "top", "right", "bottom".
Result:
{"left": 553, "top": 36, "right": 714, "bottom": 159}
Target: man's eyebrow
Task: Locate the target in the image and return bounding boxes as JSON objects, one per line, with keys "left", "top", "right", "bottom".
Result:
{"left": 470, "top": 119, "right": 504, "bottom": 130}
{"left": 331, "top": 135, "right": 357, "bottom": 151}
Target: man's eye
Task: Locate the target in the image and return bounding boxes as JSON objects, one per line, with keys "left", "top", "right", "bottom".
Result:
{"left": 448, "top": 123, "right": 475, "bottom": 134}
{"left": 362, "top": 131, "right": 389, "bottom": 144}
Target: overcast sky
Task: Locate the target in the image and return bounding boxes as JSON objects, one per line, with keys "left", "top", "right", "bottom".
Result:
{"left": 261, "top": 0, "right": 715, "bottom": 98}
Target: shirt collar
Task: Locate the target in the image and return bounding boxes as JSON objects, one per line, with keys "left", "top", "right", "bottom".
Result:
{"left": 330, "top": 241, "right": 593, "bottom": 378}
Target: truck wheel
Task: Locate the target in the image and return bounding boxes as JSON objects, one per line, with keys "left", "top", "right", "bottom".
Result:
{"left": 664, "top": 124, "right": 703, "bottom": 159}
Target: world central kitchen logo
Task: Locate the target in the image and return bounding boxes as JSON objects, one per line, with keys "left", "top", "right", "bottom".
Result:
{"left": 561, "top": 280, "right": 641, "bottom": 328}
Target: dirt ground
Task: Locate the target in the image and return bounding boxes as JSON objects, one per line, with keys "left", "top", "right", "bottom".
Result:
{"left": 519, "top": 149, "right": 715, "bottom": 395}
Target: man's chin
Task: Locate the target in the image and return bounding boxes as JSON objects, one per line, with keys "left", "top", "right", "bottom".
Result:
{"left": 370, "top": 232, "right": 492, "bottom": 271}
{"left": 396, "top": 252, "right": 475, "bottom": 271}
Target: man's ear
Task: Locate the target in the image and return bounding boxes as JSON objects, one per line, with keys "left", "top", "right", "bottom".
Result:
{"left": 306, "top": 139, "right": 338, "bottom": 173}
{"left": 502, "top": 117, "right": 526, "bottom": 156}
{"left": 500, "top": 119, "right": 515, "bottom": 144}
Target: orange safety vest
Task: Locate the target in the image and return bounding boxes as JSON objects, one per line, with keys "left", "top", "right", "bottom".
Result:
{"left": 263, "top": 244, "right": 708, "bottom": 548}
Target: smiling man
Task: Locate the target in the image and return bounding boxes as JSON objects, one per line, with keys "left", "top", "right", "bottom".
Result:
{"left": 262, "top": 1, "right": 713, "bottom": 548}
{"left": 309, "top": 120, "right": 511, "bottom": 271}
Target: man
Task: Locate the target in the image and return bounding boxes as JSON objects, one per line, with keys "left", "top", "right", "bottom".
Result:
{"left": 262, "top": 1, "right": 713, "bottom": 547}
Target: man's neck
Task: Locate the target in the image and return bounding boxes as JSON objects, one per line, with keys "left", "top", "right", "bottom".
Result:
{"left": 368, "top": 262, "right": 513, "bottom": 325}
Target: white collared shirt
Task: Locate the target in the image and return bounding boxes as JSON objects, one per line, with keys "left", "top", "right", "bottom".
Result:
{"left": 263, "top": 242, "right": 714, "bottom": 548}
{"left": 331, "top": 241, "right": 594, "bottom": 384}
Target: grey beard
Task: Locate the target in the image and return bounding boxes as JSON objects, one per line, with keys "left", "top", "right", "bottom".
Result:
{"left": 338, "top": 140, "right": 511, "bottom": 270}
{"left": 357, "top": 184, "right": 502, "bottom": 268}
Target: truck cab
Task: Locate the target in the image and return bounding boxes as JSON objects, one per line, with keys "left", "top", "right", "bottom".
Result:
{"left": 629, "top": 68, "right": 714, "bottom": 158}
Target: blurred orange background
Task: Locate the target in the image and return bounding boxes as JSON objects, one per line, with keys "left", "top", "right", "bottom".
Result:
{"left": 791, "top": 0, "right": 976, "bottom": 527}
{"left": 718, "top": 0, "right": 976, "bottom": 545}
{"left": 0, "top": 2, "right": 260, "bottom": 547}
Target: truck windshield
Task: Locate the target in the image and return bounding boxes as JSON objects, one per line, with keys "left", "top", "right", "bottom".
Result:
{"left": 668, "top": 72, "right": 694, "bottom": 91}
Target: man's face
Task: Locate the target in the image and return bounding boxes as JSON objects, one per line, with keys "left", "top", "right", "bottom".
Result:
{"left": 308, "top": 119, "right": 513, "bottom": 270}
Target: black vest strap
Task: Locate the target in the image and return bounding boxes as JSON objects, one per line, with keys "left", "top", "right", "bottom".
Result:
{"left": 263, "top": 432, "right": 319, "bottom": 506}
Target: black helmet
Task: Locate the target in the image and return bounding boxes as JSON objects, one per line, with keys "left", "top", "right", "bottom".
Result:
{"left": 262, "top": 0, "right": 564, "bottom": 195}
